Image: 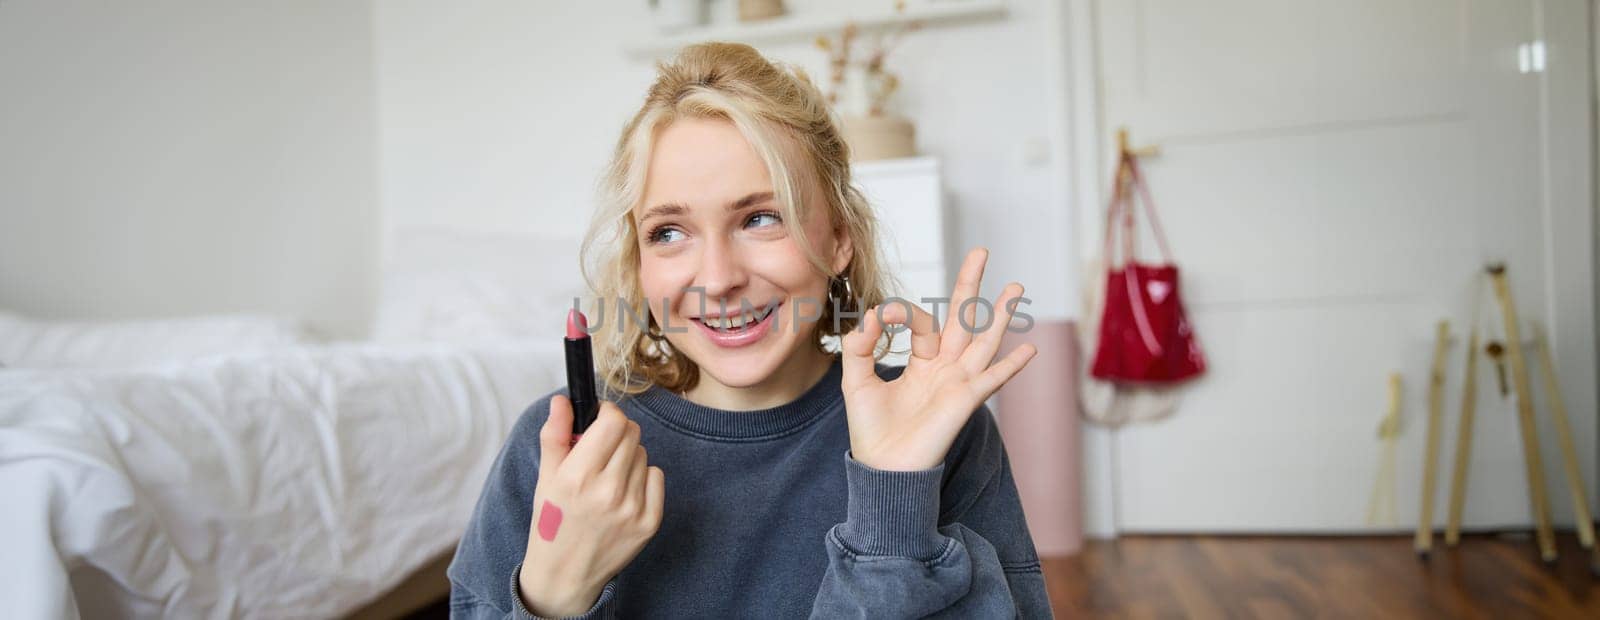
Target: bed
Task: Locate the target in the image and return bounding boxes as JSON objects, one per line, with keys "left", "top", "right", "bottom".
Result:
{"left": 0, "top": 230, "right": 585, "bottom": 618}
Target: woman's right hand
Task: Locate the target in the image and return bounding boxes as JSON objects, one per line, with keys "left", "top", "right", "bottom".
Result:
{"left": 517, "top": 396, "right": 664, "bottom": 617}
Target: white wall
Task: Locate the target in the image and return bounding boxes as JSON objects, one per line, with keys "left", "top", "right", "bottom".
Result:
{"left": 0, "top": 0, "right": 380, "bottom": 339}
{"left": 374, "top": 0, "right": 1076, "bottom": 319}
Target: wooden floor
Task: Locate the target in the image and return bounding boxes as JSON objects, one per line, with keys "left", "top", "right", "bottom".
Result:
{"left": 400, "top": 533, "right": 1600, "bottom": 618}
{"left": 1042, "top": 533, "right": 1600, "bottom": 618}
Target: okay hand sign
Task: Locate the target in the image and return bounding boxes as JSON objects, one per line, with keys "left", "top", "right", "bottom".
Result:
{"left": 840, "top": 248, "right": 1037, "bottom": 472}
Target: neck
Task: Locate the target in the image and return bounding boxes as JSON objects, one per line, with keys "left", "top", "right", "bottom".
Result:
{"left": 684, "top": 346, "right": 837, "bottom": 411}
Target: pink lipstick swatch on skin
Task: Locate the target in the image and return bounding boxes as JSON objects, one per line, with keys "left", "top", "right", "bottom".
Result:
{"left": 537, "top": 501, "right": 563, "bottom": 541}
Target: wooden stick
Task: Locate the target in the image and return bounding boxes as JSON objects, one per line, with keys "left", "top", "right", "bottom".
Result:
{"left": 1444, "top": 327, "right": 1479, "bottom": 546}
{"left": 1415, "top": 321, "right": 1450, "bottom": 555}
{"left": 1368, "top": 374, "right": 1403, "bottom": 527}
{"left": 1488, "top": 264, "right": 1557, "bottom": 562}
{"left": 1421, "top": 323, "right": 1451, "bottom": 539}
{"left": 1532, "top": 322, "right": 1595, "bottom": 549}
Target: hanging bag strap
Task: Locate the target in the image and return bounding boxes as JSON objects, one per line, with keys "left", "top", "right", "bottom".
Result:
{"left": 1101, "top": 151, "right": 1176, "bottom": 270}
{"left": 1123, "top": 155, "right": 1175, "bottom": 263}
{"left": 1101, "top": 150, "right": 1174, "bottom": 357}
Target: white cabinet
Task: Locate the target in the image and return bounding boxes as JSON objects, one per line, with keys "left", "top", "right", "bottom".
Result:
{"left": 852, "top": 156, "right": 948, "bottom": 364}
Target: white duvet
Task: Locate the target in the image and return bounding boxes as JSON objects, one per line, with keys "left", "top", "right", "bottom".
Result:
{"left": 0, "top": 341, "right": 562, "bottom": 619}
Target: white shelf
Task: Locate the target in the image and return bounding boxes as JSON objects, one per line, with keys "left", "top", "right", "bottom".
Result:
{"left": 624, "top": 0, "right": 1007, "bottom": 57}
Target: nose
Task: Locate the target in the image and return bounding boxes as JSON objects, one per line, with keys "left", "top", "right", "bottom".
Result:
{"left": 691, "top": 235, "right": 748, "bottom": 309}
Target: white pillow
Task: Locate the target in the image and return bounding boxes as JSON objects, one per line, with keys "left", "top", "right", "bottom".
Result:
{"left": 0, "top": 312, "right": 313, "bottom": 369}
{"left": 372, "top": 228, "right": 589, "bottom": 343}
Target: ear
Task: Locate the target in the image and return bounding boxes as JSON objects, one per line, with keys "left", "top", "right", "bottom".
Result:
{"left": 829, "top": 223, "right": 854, "bottom": 276}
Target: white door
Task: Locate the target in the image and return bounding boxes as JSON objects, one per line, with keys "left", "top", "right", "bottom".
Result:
{"left": 1082, "top": 0, "right": 1596, "bottom": 532}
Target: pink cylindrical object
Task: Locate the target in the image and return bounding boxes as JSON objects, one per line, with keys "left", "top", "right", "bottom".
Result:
{"left": 995, "top": 320, "right": 1084, "bottom": 556}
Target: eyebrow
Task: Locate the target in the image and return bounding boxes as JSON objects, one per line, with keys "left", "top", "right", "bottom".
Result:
{"left": 639, "top": 191, "right": 775, "bottom": 224}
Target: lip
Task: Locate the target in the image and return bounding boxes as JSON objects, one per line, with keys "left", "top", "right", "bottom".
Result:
{"left": 691, "top": 303, "right": 779, "bottom": 348}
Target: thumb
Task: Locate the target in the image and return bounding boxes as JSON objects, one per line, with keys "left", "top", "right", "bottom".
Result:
{"left": 539, "top": 394, "right": 574, "bottom": 473}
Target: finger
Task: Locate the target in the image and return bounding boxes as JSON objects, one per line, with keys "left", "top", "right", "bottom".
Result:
{"left": 878, "top": 300, "right": 940, "bottom": 362}
{"left": 604, "top": 419, "right": 642, "bottom": 478}
{"left": 643, "top": 466, "right": 666, "bottom": 529}
{"left": 538, "top": 395, "right": 574, "bottom": 474}
{"left": 941, "top": 248, "right": 989, "bottom": 356}
{"left": 624, "top": 447, "right": 648, "bottom": 517}
{"left": 564, "top": 402, "right": 628, "bottom": 476}
{"left": 961, "top": 282, "right": 1024, "bottom": 373}
{"left": 841, "top": 304, "right": 885, "bottom": 390}
{"left": 625, "top": 445, "right": 648, "bottom": 502}
{"left": 970, "top": 343, "right": 1038, "bottom": 398}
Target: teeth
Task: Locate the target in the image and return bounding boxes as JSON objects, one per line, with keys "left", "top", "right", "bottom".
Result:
{"left": 700, "top": 308, "right": 771, "bottom": 330}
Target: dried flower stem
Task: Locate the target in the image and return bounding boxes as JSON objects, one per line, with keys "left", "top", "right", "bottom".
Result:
{"left": 816, "top": 10, "right": 920, "bottom": 117}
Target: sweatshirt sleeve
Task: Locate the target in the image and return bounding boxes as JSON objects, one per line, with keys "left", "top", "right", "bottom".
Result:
{"left": 445, "top": 394, "right": 623, "bottom": 620}
{"left": 810, "top": 404, "right": 1053, "bottom": 618}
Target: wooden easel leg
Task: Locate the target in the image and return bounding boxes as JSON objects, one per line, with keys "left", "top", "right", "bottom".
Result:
{"left": 1368, "top": 374, "right": 1403, "bottom": 527}
{"left": 1489, "top": 264, "right": 1557, "bottom": 563}
{"left": 1416, "top": 321, "right": 1450, "bottom": 556}
{"left": 1445, "top": 328, "right": 1479, "bottom": 547}
{"left": 1532, "top": 322, "right": 1595, "bottom": 549}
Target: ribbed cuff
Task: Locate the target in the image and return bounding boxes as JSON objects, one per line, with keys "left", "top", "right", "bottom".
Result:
{"left": 510, "top": 563, "right": 617, "bottom": 619}
{"left": 835, "top": 450, "right": 947, "bottom": 560}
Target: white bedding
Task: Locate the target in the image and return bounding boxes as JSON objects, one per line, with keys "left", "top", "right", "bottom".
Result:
{"left": 0, "top": 341, "right": 563, "bottom": 618}
{"left": 0, "top": 312, "right": 314, "bottom": 369}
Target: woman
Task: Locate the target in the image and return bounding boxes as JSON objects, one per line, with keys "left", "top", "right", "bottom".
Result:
{"left": 447, "top": 42, "right": 1050, "bottom": 618}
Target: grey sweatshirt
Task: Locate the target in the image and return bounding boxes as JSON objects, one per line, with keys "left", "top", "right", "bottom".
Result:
{"left": 446, "top": 356, "right": 1053, "bottom": 618}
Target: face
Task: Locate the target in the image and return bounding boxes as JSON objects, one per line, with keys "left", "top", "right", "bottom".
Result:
{"left": 634, "top": 117, "right": 852, "bottom": 391}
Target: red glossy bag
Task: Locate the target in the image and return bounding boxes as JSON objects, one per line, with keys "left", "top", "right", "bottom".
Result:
{"left": 1089, "top": 153, "right": 1206, "bottom": 384}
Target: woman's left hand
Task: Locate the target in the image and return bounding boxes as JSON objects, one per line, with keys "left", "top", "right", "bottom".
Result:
{"left": 840, "top": 247, "right": 1038, "bottom": 472}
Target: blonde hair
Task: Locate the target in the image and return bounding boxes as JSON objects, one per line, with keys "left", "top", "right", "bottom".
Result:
{"left": 580, "top": 42, "right": 897, "bottom": 395}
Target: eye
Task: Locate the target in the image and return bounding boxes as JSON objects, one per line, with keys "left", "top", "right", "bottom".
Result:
{"left": 745, "top": 210, "right": 782, "bottom": 229}
{"left": 646, "top": 225, "right": 685, "bottom": 245}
